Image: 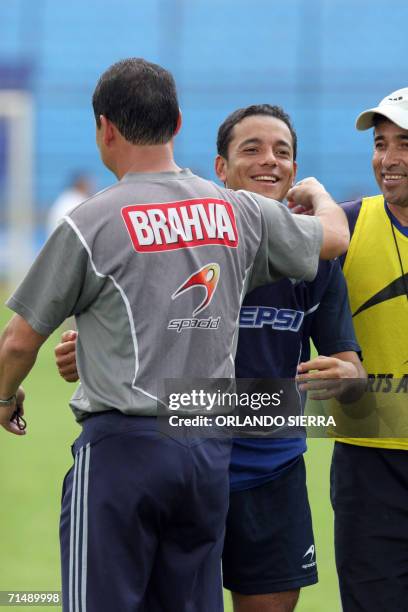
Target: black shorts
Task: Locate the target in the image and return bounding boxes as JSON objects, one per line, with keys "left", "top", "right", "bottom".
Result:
{"left": 331, "top": 442, "right": 408, "bottom": 612}
{"left": 60, "top": 411, "right": 231, "bottom": 612}
{"left": 222, "top": 456, "right": 318, "bottom": 595}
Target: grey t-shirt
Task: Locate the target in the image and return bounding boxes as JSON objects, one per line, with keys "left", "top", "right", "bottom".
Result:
{"left": 7, "top": 169, "right": 322, "bottom": 420}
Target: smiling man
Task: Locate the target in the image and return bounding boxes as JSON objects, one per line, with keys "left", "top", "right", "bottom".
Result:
{"left": 215, "top": 105, "right": 365, "bottom": 612}
{"left": 331, "top": 88, "right": 408, "bottom": 612}
{"left": 216, "top": 111, "right": 296, "bottom": 199}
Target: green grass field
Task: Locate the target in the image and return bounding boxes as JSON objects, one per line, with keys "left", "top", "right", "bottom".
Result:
{"left": 0, "top": 302, "right": 341, "bottom": 611}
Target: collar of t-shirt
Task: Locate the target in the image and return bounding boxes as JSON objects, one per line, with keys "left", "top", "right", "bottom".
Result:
{"left": 384, "top": 201, "right": 408, "bottom": 238}
{"left": 122, "top": 168, "right": 193, "bottom": 182}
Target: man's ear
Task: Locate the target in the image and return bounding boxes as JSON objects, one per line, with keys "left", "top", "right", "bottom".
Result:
{"left": 174, "top": 110, "right": 182, "bottom": 136}
{"left": 291, "top": 160, "right": 298, "bottom": 185}
{"left": 215, "top": 155, "right": 227, "bottom": 184}
{"left": 100, "top": 115, "right": 115, "bottom": 146}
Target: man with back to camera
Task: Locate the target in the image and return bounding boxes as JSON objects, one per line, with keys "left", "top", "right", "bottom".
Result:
{"left": 0, "top": 58, "right": 349, "bottom": 612}
{"left": 55, "top": 102, "right": 364, "bottom": 612}
{"left": 330, "top": 88, "right": 408, "bottom": 612}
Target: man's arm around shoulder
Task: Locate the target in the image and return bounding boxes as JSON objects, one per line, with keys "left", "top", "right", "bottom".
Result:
{"left": 288, "top": 177, "right": 350, "bottom": 259}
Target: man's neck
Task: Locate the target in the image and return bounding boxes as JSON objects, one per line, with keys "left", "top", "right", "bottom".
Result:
{"left": 387, "top": 202, "right": 408, "bottom": 227}
{"left": 114, "top": 142, "right": 181, "bottom": 179}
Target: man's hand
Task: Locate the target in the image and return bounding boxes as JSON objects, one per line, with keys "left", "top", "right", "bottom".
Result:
{"left": 297, "top": 355, "right": 359, "bottom": 379}
{"left": 55, "top": 330, "right": 79, "bottom": 382}
{"left": 296, "top": 354, "right": 365, "bottom": 401}
{"left": 287, "top": 176, "right": 334, "bottom": 215}
{"left": 287, "top": 177, "right": 331, "bottom": 215}
{"left": 0, "top": 314, "right": 47, "bottom": 437}
{"left": 0, "top": 387, "right": 26, "bottom": 436}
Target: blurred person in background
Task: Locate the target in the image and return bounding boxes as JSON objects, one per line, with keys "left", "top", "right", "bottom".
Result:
{"left": 0, "top": 58, "right": 349, "bottom": 612}
{"left": 331, "top": 88, "right": 408, "bottom": 612}
{"left": 47, "top": 172, "right": 93, "bottom": 234}
{"left": 56, "top": 103, "right": 364, "bottom": 612}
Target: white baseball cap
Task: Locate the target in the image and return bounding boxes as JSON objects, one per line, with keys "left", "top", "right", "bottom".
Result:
{"left": 356, "top": 87, "right": 408, "bottom": 131}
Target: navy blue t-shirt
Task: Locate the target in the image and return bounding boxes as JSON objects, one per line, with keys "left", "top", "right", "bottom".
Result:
{"left": 230, "top": 258, "right": 360, "bottom": 492}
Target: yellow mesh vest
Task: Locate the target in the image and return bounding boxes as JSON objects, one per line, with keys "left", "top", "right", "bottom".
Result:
{"left": 340, "top": 195, "right": 408, "bottom": 449}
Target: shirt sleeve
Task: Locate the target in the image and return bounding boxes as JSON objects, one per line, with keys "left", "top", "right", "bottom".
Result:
{"left": 244, "top": 191, "right": 323, "bottom": 292}
{"left": 311, "top": 259, "right": 361, "bottom": 356}
{"left": 339, "top": 199, "right": 362, "bottom": 268}
{"left": 6, "top": 220, "right": 105, "bottom": 335}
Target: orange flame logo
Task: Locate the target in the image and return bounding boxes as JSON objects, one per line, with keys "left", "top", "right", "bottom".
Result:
{"left": 172, "top": 263, "right": 220, "bottom": 316}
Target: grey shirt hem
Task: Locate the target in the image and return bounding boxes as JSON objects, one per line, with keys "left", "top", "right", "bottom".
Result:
{"left": 6, "top": 296, "right": 54, "bottom": 336}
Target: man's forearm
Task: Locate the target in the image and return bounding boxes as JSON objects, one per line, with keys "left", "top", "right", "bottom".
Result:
{"left": 0, "top": 315, "right": 47, "bottom": 398}
{"left": 287, "top": 178, "right": 350, "bottom": 259}
{"left": 314, "top": 196, "right": 350, "bottom": 260}
{"left": 0, "top": 336, "right": 38, "bottom": 398}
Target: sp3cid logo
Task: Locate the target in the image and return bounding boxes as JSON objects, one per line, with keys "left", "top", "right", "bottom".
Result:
{"left": 172, "top": 263, "right": 220, "bottom": 316}
{"left": 168, "top": 263, "right": 221, "bottom": 332}
{"left": 302, "top": 544, "right": 316, "bottom": 570}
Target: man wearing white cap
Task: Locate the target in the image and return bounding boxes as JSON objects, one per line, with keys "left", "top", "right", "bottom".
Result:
{"left": 331, "top": 88, "right": 408, "bottom": 611}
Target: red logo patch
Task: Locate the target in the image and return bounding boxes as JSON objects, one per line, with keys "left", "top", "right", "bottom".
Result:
{"left": 121, "top": 198, "right": 238, "bottom": 252}
{"left": 172, "top": 263, "right": 220, "bottom": 316}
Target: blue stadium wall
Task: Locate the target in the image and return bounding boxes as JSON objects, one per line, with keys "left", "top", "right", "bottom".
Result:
{"left": 0, "top": 0, "right": 407, "bottom": 216}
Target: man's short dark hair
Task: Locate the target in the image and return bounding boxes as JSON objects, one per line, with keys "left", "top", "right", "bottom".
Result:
{"left": 217, "top": 104, "right": 297, "bottom": 160}
{"left": 92, "top": 58, "right": 180, "bottom": 145}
